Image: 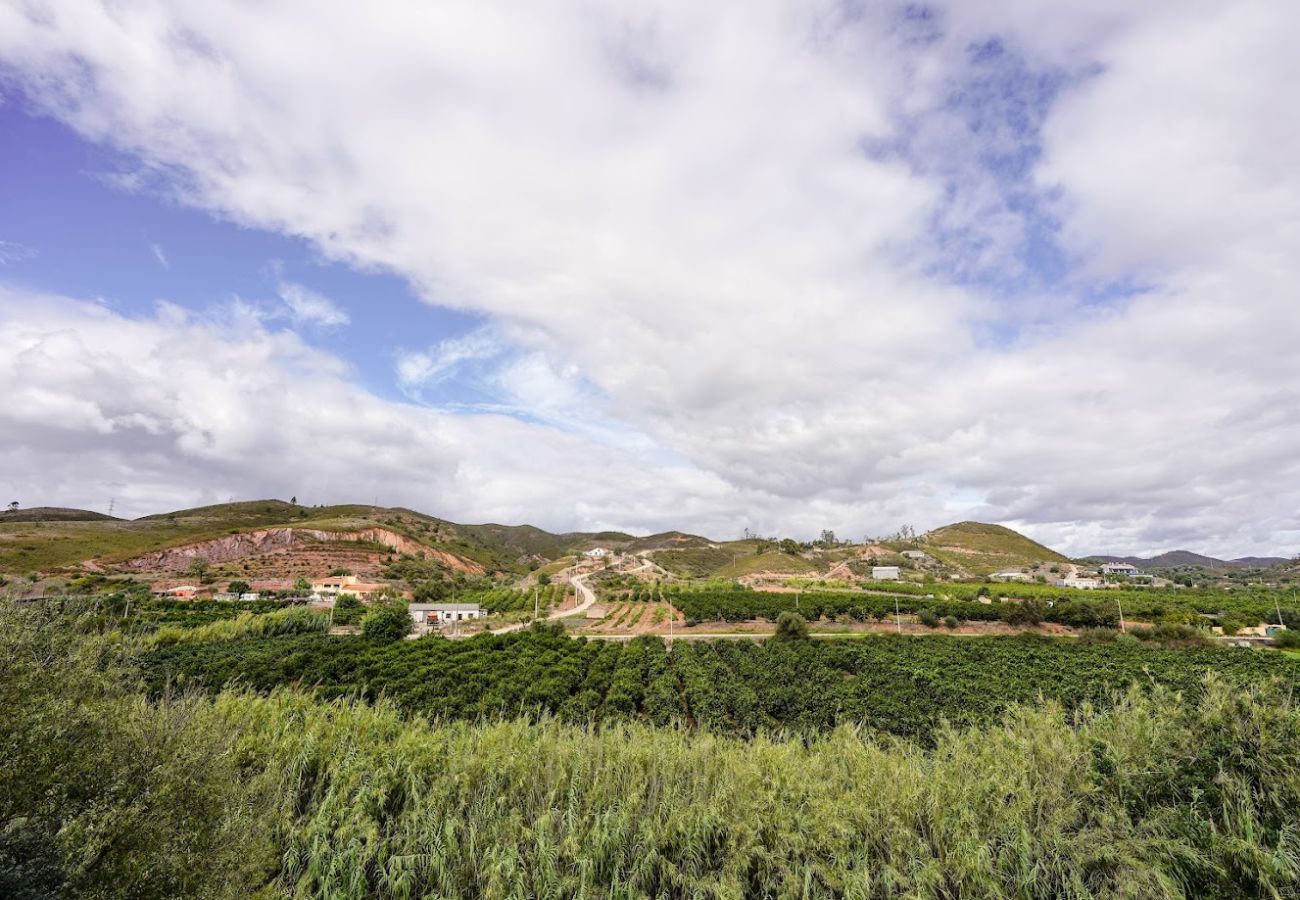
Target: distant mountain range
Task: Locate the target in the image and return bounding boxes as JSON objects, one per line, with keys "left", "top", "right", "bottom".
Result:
{"left": 1085, "top": 550, "right": 1292, "bottom": 569}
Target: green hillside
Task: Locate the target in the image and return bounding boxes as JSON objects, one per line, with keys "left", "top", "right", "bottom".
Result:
{"left": 920, "top": 521, "right": 1069, "bottom": 575}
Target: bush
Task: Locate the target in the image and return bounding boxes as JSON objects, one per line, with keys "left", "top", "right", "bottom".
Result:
{"left": 772, "top": 611, "right": 809, "bottom": 641}
{"left": 227, "top": 580, "right": 251, "bottom": 596}
{"left": 942, "top": 615, "right": 959, "bottom": 629}
{"left": 1274, "top": 629, "right": 1300, "bottom": 649}
{"left": 917, "top": 608, "right": 940, "bottom": 629}
{"left": 362, "top": 603, "right": 411, "bottom": 643}
{"left": 332, "top": 594, "right": 366, "bottom": 626}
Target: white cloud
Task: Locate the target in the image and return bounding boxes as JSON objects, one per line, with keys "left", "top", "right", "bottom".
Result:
{"left": 0, "top": 1, "right": 1298, "bottom": 556}
{"left": 0, "top": 240, "right": 35, "bottom": 265}
{"left": 148, "top": 241, "right": 169, "bottom": 269}
{"left": 277, "top": 280, "right": 350, "bottom": 328}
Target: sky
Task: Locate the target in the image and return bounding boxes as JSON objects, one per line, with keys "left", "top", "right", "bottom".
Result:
{"left": 0, "top": 0, "right": 1297, "bottom": 558}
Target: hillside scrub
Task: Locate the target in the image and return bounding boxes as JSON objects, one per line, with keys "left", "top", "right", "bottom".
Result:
{"left": 5, "top": 598, "right": 1300, "bottom": 898}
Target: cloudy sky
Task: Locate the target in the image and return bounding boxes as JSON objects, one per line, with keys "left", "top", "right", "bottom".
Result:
{"left": 1, "top": 0, "right": 1297, "bottom": 557}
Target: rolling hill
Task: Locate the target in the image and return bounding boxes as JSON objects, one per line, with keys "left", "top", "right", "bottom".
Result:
{"left": 918, "top": 522, "right": 1069, "bottom": 576}
{"left": 0, "top": 499, "right": 1081, "bottom": 587}
{"left": 1087, "top": 551, "right": 1292, "bottom": 569}
{"left": 0, "top": 506, "right": 121, "bottom": 523}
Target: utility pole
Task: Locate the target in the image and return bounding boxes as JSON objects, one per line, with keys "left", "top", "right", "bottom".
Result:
{"left": 534, "top": 586, "right": 539, "bottom": 620}
{"left": 1117, "top": 596, "right": 1126, "bottom": 633}
{"left": 107, "top": 497, "right": 115, "bottom": 517}
{"left": 895, "top": 595, "right": 902, "bottom": 633}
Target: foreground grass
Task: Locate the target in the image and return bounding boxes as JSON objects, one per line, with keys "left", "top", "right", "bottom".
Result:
{"left": 7, "top": 600, "right": 1300, "bottom": 898}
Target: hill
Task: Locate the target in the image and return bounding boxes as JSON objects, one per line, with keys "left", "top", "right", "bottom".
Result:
{"left": 1086, "top": 551, "right": 1292, "bottom": 570}
{"left": 919, "top": 522, "right": 1069, "bottom": 576}
{"left": 0, "top": 507, "right": 121, "bottom": 523}
{"left": 0, "top": 500, "right": 548, "bottom": 577}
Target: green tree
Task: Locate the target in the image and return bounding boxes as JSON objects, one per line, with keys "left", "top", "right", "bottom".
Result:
{"left": 227, "top": 580, "right": 251, "bottom": 596}
{"left": 332, "top": 595, "right": 366, "bottom": 625}
{"left": 772, "top": 611, "right": 809, "bottom": 641}
{"left": 537, "top": 573, "right": 552, "bottom": 586}
{"left": 414, "top": 580, "right": 450, "bottom": 603}
{"left": 362, "top": 603, "right": 412, "bottom": 643}
{"left": 293, "top": 576, "right": 312, "bottom": 593}
{"left": 185, "top": 556, "right": 210, "bottom": 580}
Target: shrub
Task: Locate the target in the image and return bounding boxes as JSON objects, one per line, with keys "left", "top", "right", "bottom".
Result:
{"left": 332, "top": 594, "right": 366, "bottom": 626}
{"left": 362, "top": 603, "right": 411, "bottom": 643}
{"left": 942, "top": 615, "right": 959, "bottom": 629}
{"left": 1274, "top": 629, "right": 1300, "bottom": 649}
{"left": 772, "top": 611, "right": 809, "bottom": 641}
{"left": 227, "top": 580, "right": 251, "bottom": 596}
{"left": 917, "top": 608, "right": 940, "bottom": 629}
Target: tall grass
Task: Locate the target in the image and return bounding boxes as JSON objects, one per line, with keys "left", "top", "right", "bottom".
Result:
{"left": 147, "top": 605, "right": 327, "bottom": 647}
{"left": 219, "top": 678, "right": 1300, "bottom": 898}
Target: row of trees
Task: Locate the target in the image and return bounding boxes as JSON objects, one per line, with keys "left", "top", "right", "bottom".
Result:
{"left": 142, "top": 625, "right": 1300, "bottom": 742}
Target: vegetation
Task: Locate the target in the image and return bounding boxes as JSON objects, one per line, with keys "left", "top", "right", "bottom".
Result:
{"left": 331, "top": 594, "right": 366, "bottom": 625}
{"left": 670, "top": 582, "right": 1299, "bottom": 629}
{"left": 918, "top": 520, "right": 1070, "bottom": 574}
{"left": 6, "top": 599, "right": 1300, "bottom": 897}
{"left": 361, "top": 603, "right": 412, "bottom": 643}
{"left": 147, "top": 606, "right": 328, "bottom": 648}
{"left": 772, "top": 610, "right": 809, "bottom": 641}
{"left": 143, "top": 626, "right": 1300, "bottom": 741}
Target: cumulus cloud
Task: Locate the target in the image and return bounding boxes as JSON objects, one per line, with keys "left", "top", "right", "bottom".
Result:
{"left": 0, "top": 0, "right": 1297, "bottom": 556}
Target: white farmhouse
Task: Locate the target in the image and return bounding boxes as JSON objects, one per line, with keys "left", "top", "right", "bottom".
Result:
{"left": 1100, "top": 563, "right": 1140, "bottom": 576}
{"left": 872, "top": 566, "right": 901, "bottom": 581}
{"left": 583, "top": 547, "right": 610, "bottom": 559}
{"left": 991, "top": 569, "right": 1032, "bottom": 582}
{"left": 408, "top": 603, "right": 484, "bottom": 629}
{"left": 900, "top": 550, "right": 928, "bottom": 560}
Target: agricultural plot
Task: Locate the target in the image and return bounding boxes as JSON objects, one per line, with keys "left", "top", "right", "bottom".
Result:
{"left": 142, "top": 627, "right": 1300, "bottom": 741}
{"left": 668, "top": 583, "right": 1299, "bottom": 629}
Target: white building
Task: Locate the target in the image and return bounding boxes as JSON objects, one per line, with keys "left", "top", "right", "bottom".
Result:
{"left": 408, "top": 603, "right": 484, "bottom": 629}
{"left": 872, "top": 566, "right": 901, "bottom": 581}
{"left": 583, "top": 547, "right": 610, "bottom": 559}
{"left": 900, "top": 550, "right": 928, "bottom": 560}
{"left": 1056, "top": 577, "right": 1101, "bottom": 590}
{"left": 1100, "top": 563, "right": 1140, "bottom": 576}
{"left": 239, "top": 592, "right": 261, "bottom": 602}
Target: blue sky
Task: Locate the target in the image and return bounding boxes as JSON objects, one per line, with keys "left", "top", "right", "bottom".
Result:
{"left": 0, "top": 102, "right": 481, "bottom": 402}
{"left": 0, "top": 0, "right": 1297, "bottom": 557}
